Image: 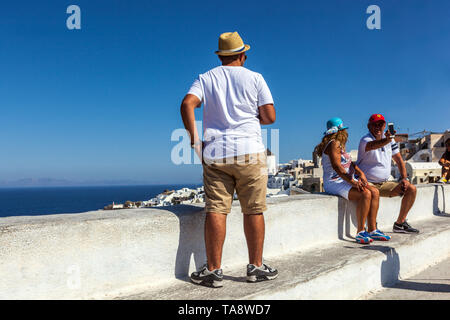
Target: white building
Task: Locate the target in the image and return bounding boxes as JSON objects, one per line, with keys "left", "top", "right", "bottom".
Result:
{"left": 349, "top": 150, "right": 358, "bottom": 162}
{"left": 268, "top": 172, "right": 293, "bottom": 190}
{"left": 112, "top": 202, "right": 124, "bottom": 209}
{"left": 267, "top": 154, "right": 277, "bottom": 175}
{"left": 405, "top": 162, "right": 442, "bottom": 184}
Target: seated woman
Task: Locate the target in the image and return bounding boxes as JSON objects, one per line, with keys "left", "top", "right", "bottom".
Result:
{"left": 438, "top": 138, "right": 450, "bottom": 183}
{"left": 314, "top": 117, "right": 390, "bottom": 244}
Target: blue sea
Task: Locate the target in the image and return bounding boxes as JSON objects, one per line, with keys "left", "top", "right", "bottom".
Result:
{"left": 0, "top": 184, "right": 202, "bottom": 218}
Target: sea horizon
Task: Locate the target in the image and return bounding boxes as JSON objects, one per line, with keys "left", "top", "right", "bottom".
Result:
{"left": 0, "top": 182, "right": 202, "bottom": 189}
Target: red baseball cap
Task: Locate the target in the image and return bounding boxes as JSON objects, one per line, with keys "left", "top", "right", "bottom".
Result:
{"left": 368, "top": 114, "right": 386, "bottom": 123}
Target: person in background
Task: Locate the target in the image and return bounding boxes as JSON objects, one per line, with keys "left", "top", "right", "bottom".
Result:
{"left": 180, "top": 31, "right": 278, "bottom": 288}
{"left": 438, "top": 138, "right": 450, "bottom": 183}
{"left": 314, "top": 117, "right": 390, "bottom": 244}
{"left": 356, "top": 114, "right": 419, "bottom": 234}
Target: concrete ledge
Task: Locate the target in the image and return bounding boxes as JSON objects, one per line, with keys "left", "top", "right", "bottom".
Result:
{"left": 0, "top": 184, "right": 449, "bottom": 299}
{"left": 119, "top": 217, "right": 450, "bottom": 300}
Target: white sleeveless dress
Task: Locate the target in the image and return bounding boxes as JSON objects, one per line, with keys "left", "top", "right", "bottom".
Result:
{"left": 322, "top": 140, "right": 354, "bottom": 200}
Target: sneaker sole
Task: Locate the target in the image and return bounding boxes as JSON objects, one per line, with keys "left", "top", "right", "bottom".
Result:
{"left": 190, "top": 278, "right": 223, "bottom": 288}
{"left": 246, "top": 273, "right": 279, "bottom": 283}
{"left": 393, "top": 229, "right": 419, "bottom": 234}
{"left": 356, "top": 238, "right": 373, "bottom": 244}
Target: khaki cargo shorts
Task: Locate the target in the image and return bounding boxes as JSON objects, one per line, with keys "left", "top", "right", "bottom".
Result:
{"left": 202, "top": 152, "right": 268, "bottom": 215}
{"left": 368, "top": 181, "right": 400, "bottom": 197}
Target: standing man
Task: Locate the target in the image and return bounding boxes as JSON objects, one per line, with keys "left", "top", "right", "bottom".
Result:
{"left": 180, "top": 31, "right": 278, "bottom": 288}
{"left": 356, "top": 114, "right": 419, "bottom": 234}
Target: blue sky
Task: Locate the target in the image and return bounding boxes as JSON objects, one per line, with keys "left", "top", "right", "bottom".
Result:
{"left": 1, "top": 0, "right": 449, "bottom": 185}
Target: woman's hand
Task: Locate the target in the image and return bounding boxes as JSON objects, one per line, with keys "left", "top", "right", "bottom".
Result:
{"left": 352, "top": 163, "right": 368, "bottom": 191}
{"left": 359, "top": 173, "right": 368, "bottom": 188}
{"left": 351, "top": 177, "right": 366, "bottom": 192}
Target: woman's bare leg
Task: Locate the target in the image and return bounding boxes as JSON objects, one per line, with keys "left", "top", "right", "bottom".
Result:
{"left": 348, "top": 187, "right": 372, "bottom": 233}
{"left": 366, "top": 186, "right": 380, "bottom": 232}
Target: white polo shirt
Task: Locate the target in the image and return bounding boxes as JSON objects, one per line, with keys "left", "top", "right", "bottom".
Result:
{"left": 187, "top": 66, "right": 274, "bottom": 160}
{"left": 356, "top": 132, "right": 400, "bottom": 183}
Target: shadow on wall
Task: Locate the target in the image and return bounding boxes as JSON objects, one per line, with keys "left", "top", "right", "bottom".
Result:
{"left": 362, "top": 245, "right": 401, "bottom": 287}
{"left": 433, "top": 184, "right": 449, "bottom": 216}
{"left": 362, "top": 245, "right": 450, "bottom": 294}
{"left": 150, "top": 204, "right": 207, "bottom": 282}
{"left": 337, "top": 198, "right": 357, "bottom": 240}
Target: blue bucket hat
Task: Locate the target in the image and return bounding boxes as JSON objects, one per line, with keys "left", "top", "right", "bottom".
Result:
{"left": 324, "top": 117, "right": 348, "bottom": 136}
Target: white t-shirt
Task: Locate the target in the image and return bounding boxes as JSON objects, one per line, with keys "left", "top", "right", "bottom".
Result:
{"left": 356, "top": 132, "right": 400, "bottom": 183}
{"left": 187, "top": 66, "right": 274, "bottom": 160}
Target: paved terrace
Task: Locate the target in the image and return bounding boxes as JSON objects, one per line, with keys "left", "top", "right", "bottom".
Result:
{"left": 0, "top": 184, "right": 449, "bottom": 299}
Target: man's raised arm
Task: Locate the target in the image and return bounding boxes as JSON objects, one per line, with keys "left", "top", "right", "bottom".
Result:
{"left": 365, "top": 131, "right": 395, "bottom": 152}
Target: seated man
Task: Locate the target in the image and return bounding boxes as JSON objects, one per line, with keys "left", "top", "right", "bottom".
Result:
{"left": 356, "top": 114, "right": 419, "bottom": 234}
{"left": 438, "top": 138, "right": 450, "bottom": 183}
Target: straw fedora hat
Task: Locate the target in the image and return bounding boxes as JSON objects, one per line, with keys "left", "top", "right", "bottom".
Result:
{"left": 215, "top": 32, "right": 250, "bottom": 56}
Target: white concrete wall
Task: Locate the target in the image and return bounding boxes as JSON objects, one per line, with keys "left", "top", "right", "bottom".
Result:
{"left": 0, "top": 184, "right": 448, "bottom": 299}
